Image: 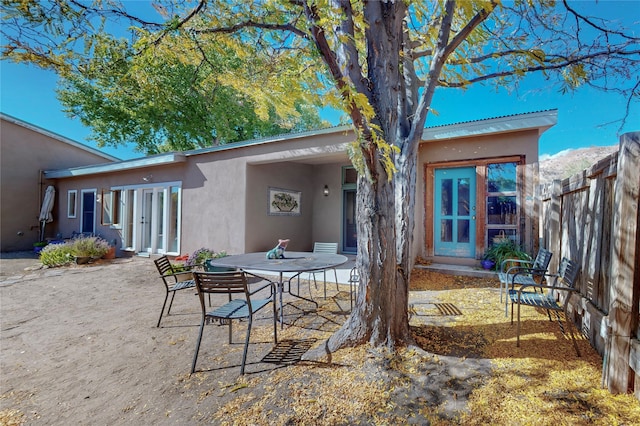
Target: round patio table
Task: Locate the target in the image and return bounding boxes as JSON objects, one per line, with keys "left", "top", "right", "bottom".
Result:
{"left": 206, "top": 251, "right": 348, "bottom": 327}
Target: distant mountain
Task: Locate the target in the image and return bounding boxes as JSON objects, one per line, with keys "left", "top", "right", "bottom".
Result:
{"left": 539, "top": 145, "right": 618, "bottom": 183}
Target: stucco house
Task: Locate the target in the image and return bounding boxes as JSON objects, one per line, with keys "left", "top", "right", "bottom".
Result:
{"left": 32, "top": 109, "right": 556, "bottom": 266}
{"left": 0, "top": 113, "right": 118, "bottom": 252}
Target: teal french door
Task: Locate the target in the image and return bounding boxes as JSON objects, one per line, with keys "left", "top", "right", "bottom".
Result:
{"left": 434, "top": 167, "right": 476, "bottom": 257}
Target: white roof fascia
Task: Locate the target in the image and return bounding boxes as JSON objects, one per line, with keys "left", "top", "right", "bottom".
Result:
{"left": 42, "top": 125, "right": 354, "bottom": 178}
{"left": 421, "top": 110, "right": 558, "bottom": 141}
{"left": 183, "top": 124, "right": 353, "bottom": 158}
{"left": 43, "top": 153, "right": 186, "bottom": 178}
{"left": 1, "top": 112, "right": 120, "bottom": 162}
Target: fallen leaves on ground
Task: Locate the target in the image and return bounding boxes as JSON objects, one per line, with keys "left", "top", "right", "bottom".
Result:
{"left": 196, "top": 270, "right": 640, "bottom": 424}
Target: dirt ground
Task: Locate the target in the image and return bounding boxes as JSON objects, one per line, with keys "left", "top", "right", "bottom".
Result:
{"left": 1, "top": 252, "right": 637, "bottom": 425}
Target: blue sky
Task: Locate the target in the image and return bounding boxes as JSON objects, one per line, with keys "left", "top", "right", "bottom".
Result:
{"left": 1, "top": 2, "right": 638, "bottom": 161}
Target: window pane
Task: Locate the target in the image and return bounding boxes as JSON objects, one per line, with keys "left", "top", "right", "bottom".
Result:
{"left": 343, "top": 167, "right": 357, "bottom": 184}
{"left": 440, "top": 219, "right": 452, "bottom": 242}
{"left": 102, "top": 190, "right": 113, "bottom": 225}
{"left": 488, "top": 228, "right": 517, "bottom": 246}
{"left": 487, "top": 196, "right": 517, "bottom": 224}
{"left": 488, "top": 162, "right": 517, "bottom": 192}
{"left": 67, "top": 190, "right": 77, "bottom": 218}
{"left": 113, "top": 190, "right": 122, "bottom": 226}
{"left": 458, "top": 219, "right": 470, "bottom": 243}
{"left": 441, "top": 179, "right": 453, "bottom": 215}
{"left": 457, "top": 178, "right": 470, "bottom": 215}
{"left": 156, "top": 190, "right": 164, "bottom": 250}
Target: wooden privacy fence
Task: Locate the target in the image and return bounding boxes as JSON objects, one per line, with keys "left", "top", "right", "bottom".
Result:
{"left": 537, "top": 132, "right": 639, "bottom": 398}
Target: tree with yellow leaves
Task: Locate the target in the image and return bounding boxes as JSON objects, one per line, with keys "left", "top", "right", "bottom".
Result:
{"left": 3, "top": 0, "right": 638, "bottom": 353}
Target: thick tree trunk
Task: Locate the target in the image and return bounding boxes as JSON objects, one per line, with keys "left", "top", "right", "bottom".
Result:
{"left": 325, "top": 144, "right": 417, "bottom": 352}
{"left": 317, "top": 0, "right": 420, "bottom": 353}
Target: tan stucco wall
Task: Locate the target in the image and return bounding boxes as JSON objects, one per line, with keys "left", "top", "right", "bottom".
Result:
{"left": 46, "top": 129, "right": 354, "bottom": 257}
{"left": 246, "top": 163, "right": 314, "bottom": 252}
{"left": 187, "top": 131, "right": 353, "bottom": 255}
{"left": 40, "top": 122, "right": 544, "bottom": 263}
{"left": 310, "top": 163, "right": 345, "bottom": 246}
{"left": 0, "top": 117, "right": 115, "bottom": 251}
{"left": 415, "top": 129, "right": 541, "bottom": 260}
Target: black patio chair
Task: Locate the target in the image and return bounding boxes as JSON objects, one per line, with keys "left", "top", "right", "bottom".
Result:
{"left": 154, "top": 255, "right": 196, "bottom": 327}
{"left": 191, "top": 271, "right": 277, "bottom": 375}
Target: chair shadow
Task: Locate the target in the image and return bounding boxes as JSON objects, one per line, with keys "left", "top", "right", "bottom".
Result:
{"left": 411, "top": 317, "right": 589, "bottom": 361}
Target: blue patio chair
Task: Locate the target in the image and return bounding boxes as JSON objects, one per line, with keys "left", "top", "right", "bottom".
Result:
{"left": 498, "top": 248, "right": 553, "bottom": 316}
{"left": 509, "top": 257, "right": 581, "bottom": 356}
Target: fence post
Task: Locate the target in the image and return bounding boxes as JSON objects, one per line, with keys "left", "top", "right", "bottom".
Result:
{"left": 606, "top": 132, "right": 640, "bottom": 394}
{"left": 548, "top": 179, "right": 563, "bottom": 273}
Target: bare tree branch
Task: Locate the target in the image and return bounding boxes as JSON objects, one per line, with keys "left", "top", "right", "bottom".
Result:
{"left": 562, "top": 0, "right": 639, "bottom": 42}
{"left": 193, "top": 19, "right": 308, "bottom": 39}
{"left": 440, "top": 46, "right": 640, "bottom": 88}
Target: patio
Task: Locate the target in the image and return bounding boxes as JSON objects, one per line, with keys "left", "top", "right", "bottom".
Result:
{"left": 0, "top": 254, "right": 638, "bottom": 425}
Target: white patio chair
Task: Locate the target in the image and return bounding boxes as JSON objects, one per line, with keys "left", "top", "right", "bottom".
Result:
{"left": 308, "top": 242, "right": 339, "bottom": 299}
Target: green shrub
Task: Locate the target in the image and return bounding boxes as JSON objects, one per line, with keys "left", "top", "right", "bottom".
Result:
{"left": 70, "top": 236, "right": 110, "bottom": 258}
{"left": 39, "top": 243, "right": 74, "bottom": 267}
{"left": 171, "top": 263, "right": 190, "bottom": 272}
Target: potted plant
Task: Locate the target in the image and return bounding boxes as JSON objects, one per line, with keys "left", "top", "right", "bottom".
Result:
{"left": 203, "top": 251, "right": 231, "bottom": 272}
{"left": 481, "top": 258, "right": 496, "bottom": 270}
{"left": 185, "top": 248, "right": 218, "bottom": 267}
{"left": 482, "top": 239, "right": 530, "bottom": 271}
{"left": 33, "top": 241, "right": 48, "bottom": 254}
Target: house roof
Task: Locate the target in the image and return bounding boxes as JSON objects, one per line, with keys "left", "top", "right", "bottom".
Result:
{"left": 1, "top": 112, "right": 120, "bottom": 162}
{"left": 421, "top": 109, "right": 557, "bottom": 141}
{"left": 42, "top": 110, "right": 557, "bottom": 179}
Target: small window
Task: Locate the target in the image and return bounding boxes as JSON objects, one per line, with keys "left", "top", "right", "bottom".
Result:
{"left": 67, "top": 190, "right": 77, "bottom": 218}
{"left": 343, "top": 167, "right": 357, "bottom": 185}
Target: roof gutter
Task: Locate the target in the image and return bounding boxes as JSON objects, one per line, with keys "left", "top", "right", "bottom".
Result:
{"left": 43, "top": 153, "right": 186, "bottom": 178}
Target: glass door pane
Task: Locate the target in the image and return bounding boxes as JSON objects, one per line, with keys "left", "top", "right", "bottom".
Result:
{"left": 141, "top": 189, "right": 153, "bottom": 252}
{"left": 156, "top": 190, "right": 164, "bottom": 251}
{"left": 168, "top": 187, "right": 180, "bottom": 253}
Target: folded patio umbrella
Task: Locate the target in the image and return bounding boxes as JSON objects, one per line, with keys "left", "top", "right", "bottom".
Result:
{"left": 39, "top": 185, "right": 55, "bottom": 241}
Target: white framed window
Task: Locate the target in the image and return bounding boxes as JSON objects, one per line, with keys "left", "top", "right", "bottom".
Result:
{"left": 67, "top": 190, "right": 77, "bottom": 218}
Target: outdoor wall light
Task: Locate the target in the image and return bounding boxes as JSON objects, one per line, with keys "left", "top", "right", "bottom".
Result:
{"left": 143, "top": 174, "right": 153, "bottom": 182}
{"left": 323, "top": 185, "right": 330, "bottom": 196}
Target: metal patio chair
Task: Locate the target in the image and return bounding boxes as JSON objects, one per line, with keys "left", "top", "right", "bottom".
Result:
{"left": 154, "top": 255, "right": 196, "bottom": 327}
{"left": 498, "top": 248, "right": 553, "bottom": 316}
{"left": 509, "top": 257, "right": 582, "bottom": 356}
{"left": 190, "top": 271, "right": 277, "bottom": 375}
{"left": 307, "top": 242, "right": 339, "bottom": 298}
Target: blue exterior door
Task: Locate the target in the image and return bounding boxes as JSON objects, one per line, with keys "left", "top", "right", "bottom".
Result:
{"left": 434, "top": 167, "right": 476, "bottom": 257}
{"left": 81, "top": 191, "right": 95, "bottom": 234}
